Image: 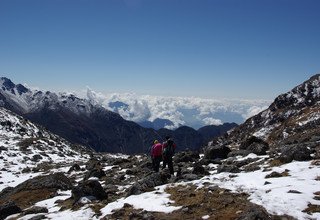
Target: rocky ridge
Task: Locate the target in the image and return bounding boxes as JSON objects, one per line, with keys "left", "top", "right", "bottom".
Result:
{"left": 207, "top": 74, "right": 320, "bottom": 156}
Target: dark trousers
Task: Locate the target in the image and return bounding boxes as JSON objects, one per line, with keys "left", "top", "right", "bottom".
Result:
{"left": 162, "top": 155, "right": 174, "bottom": 174}
{"left": 152, "top": 156, "right": 162, "bottom": 172}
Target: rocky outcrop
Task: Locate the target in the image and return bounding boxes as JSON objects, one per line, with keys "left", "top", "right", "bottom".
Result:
{"left": 173, "top": 151, "right": 200, "bottom": 163}
{"left": 204, "top": 145, "right": 231, "bottom": 160}
{"left": 0, "top": 173, "right": 72, "bottom": 208}
{"left": 239, "top": 136, "right": 269, "bottom": 155}
{"left": 126, "top": 172, "right": 171, "bottom": 196}
{"left": 279, "top": 144, "right": 312, "bottom": 163}
{"left": 204, "top": 74, "right": 320, "bottom": 161}
{"left": 237, "top": 205, "right": 272, "bottom": 220}
{"left": 84, "top": 158, "right": 106, "bottom": 180}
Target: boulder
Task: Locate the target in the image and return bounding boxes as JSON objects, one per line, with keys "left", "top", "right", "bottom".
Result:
{"left": 0, "top": 173, "right": 72, "bottom": 197}
{"left": 237, "top": 205, "right": 271, "bottom": 220}
{"left": 174, "top": 151, "right": 200, "bottom": 163}
{"left": 240, "top": 136, "right": 269, "bottom": 155}
{"left": 227, "top": 150, "right": 251, "bottom": 158}
{"left": 85, "top": 158, "right": 101, "bottom": 170}
{"left": 192, "top": 162, "right": 209, "bottom": 175}
{"left": 0, "top": 173, "right": 72, "bottom": 208}
{"left": 31, "top": 154, "right": 43, "bottom": 162}
{"left": 217, "top": 164, "right": 240, "bottom": 173}
{"left": 68, "top": 164, "right": 81, "bottom": 173}
{"left": 126, "top": 172, "right": 170, "bottom": 196}
{"left": 72, "top": 180, "right": 107, "bottom": 202}
{"left": 279, "top": 144, "right": 312, "bottom": 163}
{"left": 181, "top": 174, "right": 199, "bottom": 181}
{"left": 204, "top": 145, "right": 231, "bottom": 160}
{"left": 84, "top": 158, "right": 106, "bottom": 180}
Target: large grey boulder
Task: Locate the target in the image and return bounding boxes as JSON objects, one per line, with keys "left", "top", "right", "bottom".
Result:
{"left": 279, "top": 144, "right": 312, "bottom": 163}
{"left": 126, "top": 172, "right": 170, "bottom": 196}
{"left": 204, "top": 145, "right": 231, "bottom": 160}
{"left": 0, "top": 173, "right": 72, "bottom": 208}
{"left": 240, "top": 136, "right": 269, "bottom": 155}
{"left": 174, "top": 151, "right": 200, "bottom": 163}
{"left": 237, "top": 205, "right": 271, "bottom": 220}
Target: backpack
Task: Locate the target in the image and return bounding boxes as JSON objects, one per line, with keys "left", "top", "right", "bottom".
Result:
{"left": 163, "top": 139, "right": 175, "bottom": 156}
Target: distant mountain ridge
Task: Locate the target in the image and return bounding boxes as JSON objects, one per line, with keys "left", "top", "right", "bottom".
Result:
{"left": 0, "top": 77, "right": 236, "bottom": 154}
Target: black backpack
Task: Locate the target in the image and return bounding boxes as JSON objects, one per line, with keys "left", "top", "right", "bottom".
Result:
{"left": 164, "top": 139, "right": 175, "bottom": 156}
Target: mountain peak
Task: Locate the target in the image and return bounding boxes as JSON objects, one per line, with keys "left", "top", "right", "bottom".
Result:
{"left": 271, "top": 74, "right": 320, "bottom": 111}
{"left": 214, "top": 73, "right": 320, "bottom": 150}
{"left": 0, "top": 77, "right": 30, "bottom": 96}
{"left": 0, "top": 77, "right": 15, "bottom": 91}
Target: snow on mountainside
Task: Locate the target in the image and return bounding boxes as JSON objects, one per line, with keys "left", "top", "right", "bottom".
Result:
{"left": 0, "top": 107, "right": 91, "bottom": 191}
{"left": 0, "top": 77, "right": 156, "bottom": 154}
{"left": 0, "top": 77, "right": 96, "bottom": 116}
{"left": 0, "top": 77, "right": 237, "bottom": 154}
{"left": 215, "top": 74, "right": 320, "bottom": 149}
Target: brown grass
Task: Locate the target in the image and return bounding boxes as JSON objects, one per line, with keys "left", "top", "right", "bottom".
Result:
{"left": 303, "top": 204, "right": 320, "bottom": 214}
{"left": 0, "top": 189, "right": 54, "bottom": 209}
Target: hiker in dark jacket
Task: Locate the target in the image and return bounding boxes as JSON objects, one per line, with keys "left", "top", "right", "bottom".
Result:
{"left": 162, "top": 136, "right": 176, "bottom": 175}
{"left": 151, "top": 140, "right": 163, "bottom": 172}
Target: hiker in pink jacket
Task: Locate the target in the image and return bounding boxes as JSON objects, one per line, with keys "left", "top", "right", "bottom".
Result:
{"left": 151, "top": 140, "right": 163, "bottom": 172}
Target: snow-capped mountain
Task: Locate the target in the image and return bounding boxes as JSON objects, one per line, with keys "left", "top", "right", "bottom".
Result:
{"left": 0, "top": 77, "right": 235, "bottom": 154}
{"left": 0, "top": 77, "right": 96, "bottom": 115}
{"left": 211, "top": 74, "right": 320, "bottom": 151}
{"left": 0, "top": 77, "right": 155, "bottom": 153}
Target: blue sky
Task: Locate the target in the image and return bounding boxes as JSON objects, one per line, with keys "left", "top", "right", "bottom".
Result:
{"left": 0, "top": 0, "right": 319, "bottom": 99}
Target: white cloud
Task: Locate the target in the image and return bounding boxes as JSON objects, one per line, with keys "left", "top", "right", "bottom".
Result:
{"left": 202, "top": 117, "right": 223, "bottom": 126}
{"left": 79, "top": 89, "right": 271, "bottom": 129}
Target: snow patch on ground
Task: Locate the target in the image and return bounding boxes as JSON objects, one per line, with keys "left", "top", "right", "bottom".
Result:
{"left": 100, "top": 185, "right": 182, "bottom": 215}
{"left": 193, "top": 160, "right": 320, "bottom": 220}
{"left": 252, "top": 125, "right": 276, "bottom": 139}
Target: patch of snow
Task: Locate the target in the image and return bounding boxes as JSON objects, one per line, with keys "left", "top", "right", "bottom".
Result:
{"left": 252, "top": 125, "right": 276, "bottom": 140}
{"left": 100, "top": 185, "right": 182, "bottom": 215}
{"left": 298, "top": 114, "right": 320, "bottom": 126}
{"left": 202, "top": 215, "right": 210, "bottom": 219}
{"left": 193, "top": 161, "right": 320, "bottom": 220}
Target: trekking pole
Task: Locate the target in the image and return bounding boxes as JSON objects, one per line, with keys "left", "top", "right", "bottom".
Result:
{"left": 154, "top": 130, "right": 164, "bottom": 142}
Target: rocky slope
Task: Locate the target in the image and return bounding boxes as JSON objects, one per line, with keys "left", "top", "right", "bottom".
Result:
{"left": 208, "top": 74, "right": 320, "bottom": 154}
{"left": 0, "top": 107, "right": 91, "bottom": 191}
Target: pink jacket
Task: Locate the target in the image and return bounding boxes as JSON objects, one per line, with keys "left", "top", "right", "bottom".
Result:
{"left": 151, "top": 143, "right": 163, "bottom": 157}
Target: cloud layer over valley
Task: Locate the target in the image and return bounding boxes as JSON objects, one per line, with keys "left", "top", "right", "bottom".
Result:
{"left": 84, "top": 88, "right": 271, "bottom": 129}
